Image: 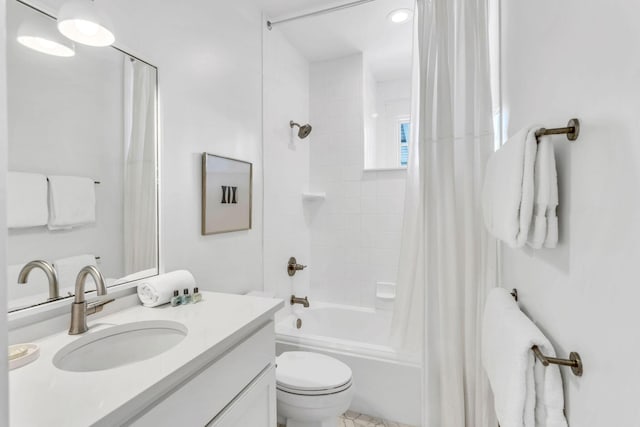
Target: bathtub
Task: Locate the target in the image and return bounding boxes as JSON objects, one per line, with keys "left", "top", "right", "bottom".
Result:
{"left": 275, "top": 302, "right": 421, "bottom": 426}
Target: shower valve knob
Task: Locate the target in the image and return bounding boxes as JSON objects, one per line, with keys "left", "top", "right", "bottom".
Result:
{"left": 287, "top": 257, "right": 307, "bottom": 276}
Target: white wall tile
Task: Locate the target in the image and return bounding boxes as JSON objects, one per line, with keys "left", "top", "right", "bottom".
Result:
{"left": 308, "top": 54, "right": 406, "bottom": 308}
{"left": 263, "top": 27, "right": 310, "bottom": 301}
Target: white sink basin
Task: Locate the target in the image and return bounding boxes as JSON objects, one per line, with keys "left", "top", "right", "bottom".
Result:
{"left": 53, "top": 320, "right": 187, "bottom": 372}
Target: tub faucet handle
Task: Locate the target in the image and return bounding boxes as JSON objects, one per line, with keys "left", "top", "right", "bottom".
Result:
{"left": 287, "top": 257, "right": 307, "bottom": 277}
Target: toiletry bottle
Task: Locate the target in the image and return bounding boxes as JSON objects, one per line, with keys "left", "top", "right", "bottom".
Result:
{"left": 182, "top": 288, "right": 192, "bottom": 305}
{"left": 192, "top": 287, "right": 202, "bottom": 303}
{"left": 171, "top": 290, "right": 181, "bottom": 307}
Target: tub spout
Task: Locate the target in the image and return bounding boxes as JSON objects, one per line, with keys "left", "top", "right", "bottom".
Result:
{"left": 290, "top": 295, "right": 310, "bottom": 308}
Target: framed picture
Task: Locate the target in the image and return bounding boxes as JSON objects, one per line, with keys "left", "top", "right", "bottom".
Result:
{"left": 201, "top": 153, "right": 253, "bottom": 235}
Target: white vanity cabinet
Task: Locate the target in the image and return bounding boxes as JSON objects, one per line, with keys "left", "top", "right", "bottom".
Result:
{"left": 9, "top": 292, "right": 283, "bottom": 427}
{"left": 129, "top": 322, "right": 277, "bottom": 427}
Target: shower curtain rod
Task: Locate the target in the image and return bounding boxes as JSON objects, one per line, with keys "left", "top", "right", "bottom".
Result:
{"left": 267, "top": 0, "right": 379, "bottom": 30}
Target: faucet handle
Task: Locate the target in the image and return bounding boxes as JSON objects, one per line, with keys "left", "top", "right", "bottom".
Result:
{"left": 287, "top": 257, "right": 307, "bottom": 276}
{"left": 86, "top": 298, "right": 115, "bottom": 315}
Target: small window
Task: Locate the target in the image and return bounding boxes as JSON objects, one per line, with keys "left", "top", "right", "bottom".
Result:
{"left": 399, "top": 120, "right": 410, "bottom": 167}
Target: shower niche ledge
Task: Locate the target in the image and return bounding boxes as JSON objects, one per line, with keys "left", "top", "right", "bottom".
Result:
{"left": 301, "top": 192, "right": 326, "bottom": 201}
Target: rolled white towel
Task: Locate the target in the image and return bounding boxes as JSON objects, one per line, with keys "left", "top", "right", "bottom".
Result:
{"left": 136, "top": 270, "right": 196, "bottom": 307}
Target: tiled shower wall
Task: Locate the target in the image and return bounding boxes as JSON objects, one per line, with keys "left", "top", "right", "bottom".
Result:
{"left": 308, "top": 54, "right": 406, "bottom": 308}
{"left": 263, "top": 27, "right": 311, "bottom": 302}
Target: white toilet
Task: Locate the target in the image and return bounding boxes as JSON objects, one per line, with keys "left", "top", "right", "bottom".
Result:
{"left": 276, "top": 351, "right": 354, "bottom": 427}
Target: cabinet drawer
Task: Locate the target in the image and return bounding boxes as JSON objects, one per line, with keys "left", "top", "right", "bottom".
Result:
{"left": 130, "top": 321, "right": 275, "bottom": 427}
{"left": 208, "top": 365, "right": 276, "bottom": 427}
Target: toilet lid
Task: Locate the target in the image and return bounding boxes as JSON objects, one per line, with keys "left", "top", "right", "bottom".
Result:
{"left": 276, "top": 351, "right": 352, "bottom": 392}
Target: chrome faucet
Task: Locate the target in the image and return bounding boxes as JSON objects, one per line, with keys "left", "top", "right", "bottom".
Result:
{"left": 18, "top": 260, "right": 60, "bottom": 301}
{"left": 290, "top": 295, "right": 310, "bottom": 308}
{"left": 69, "top": 266, "right": 115, "bottom": 335}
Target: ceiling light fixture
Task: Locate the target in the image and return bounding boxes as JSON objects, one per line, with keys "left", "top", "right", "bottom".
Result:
{"left": 17, "top": 19, "right": 75, "bottom": 57}
{"left": 388, "top": 8, "right": 412, "bottom": 24}
{"left": 57, "top": 0, "right": 115, "bottom": 47}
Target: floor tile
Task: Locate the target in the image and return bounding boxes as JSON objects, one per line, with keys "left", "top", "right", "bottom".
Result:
{"left": 279, "top": 411, "right": 415, "bottom": 427}
{"left": 339, "top": 411, "right": 416, "bottom": 427}
{"left": 344, "top": 410, "right": 360, "bottom": 420}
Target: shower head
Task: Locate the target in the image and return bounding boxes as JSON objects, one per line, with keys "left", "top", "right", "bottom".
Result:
{"left": 290, "top": 120, "right": 312, "bottom": 139}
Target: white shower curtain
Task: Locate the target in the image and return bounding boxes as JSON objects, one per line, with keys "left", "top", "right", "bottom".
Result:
{"left": 123, "top": 58, "right": 157, "bottom": 274}
{"left": 391, "top": 0, "right": 498, "bottom": 426}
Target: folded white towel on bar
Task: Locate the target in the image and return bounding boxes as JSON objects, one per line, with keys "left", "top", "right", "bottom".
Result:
{"left": 136, "top": 270, "right": 196, "bottom": 307}
{"left": 7, "top": 172, "right": 48, "bottom": 228}
{"left": 482, "top": 288, "right": 568, "bottom": 427}
{"left": 47, "top": 175, "right": 96, "bottom": 230}
{"left": 482, "top": 127, "right": 538, "bottom": 248}
{"left": 53, "top": 254, "right": 98, "bottom": 296}
{"left": 527, "top": 135, "right": 559, "bottom": 249}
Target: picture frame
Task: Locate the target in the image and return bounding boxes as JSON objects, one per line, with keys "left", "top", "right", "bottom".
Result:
{"left": 201, "top": 153, "right": 253, "bottom": 235}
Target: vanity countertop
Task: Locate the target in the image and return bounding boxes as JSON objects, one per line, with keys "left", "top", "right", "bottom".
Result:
{"left": 9, "top": 291, "right": 283, "bottom": 427}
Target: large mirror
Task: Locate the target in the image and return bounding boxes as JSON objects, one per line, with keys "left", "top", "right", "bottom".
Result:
{"left": 6, "top": 0, "right": 159, "bottom": 312}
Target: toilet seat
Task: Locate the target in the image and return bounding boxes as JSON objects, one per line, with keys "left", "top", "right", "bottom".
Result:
{"left": 277, "top": 379, "right": 353, "bottom": 396}
{"left": 276, "top": 351, "right": 353, "bottom": 396}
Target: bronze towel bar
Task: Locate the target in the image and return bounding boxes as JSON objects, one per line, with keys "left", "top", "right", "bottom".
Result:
{"left": 535, "top": 118, "right": 580, "bottom": 142}
{"left": 510, "top": 288, "right": 584, "bottom": 377}
{"left": 531, "top": 345, "right": 583, "bottom": 377}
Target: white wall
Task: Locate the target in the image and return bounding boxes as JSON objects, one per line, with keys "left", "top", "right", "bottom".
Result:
{"left": 6, "top": 0, "right": 124, "bottom": 298}
{"left": 262, "top": 26, "right": 311, "bottom": 301}
{"left": 501, "top": 1, "right": 640, "bottom": 424}
{"left": 309, "top": 54, "right": 406, "bottom": 307}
